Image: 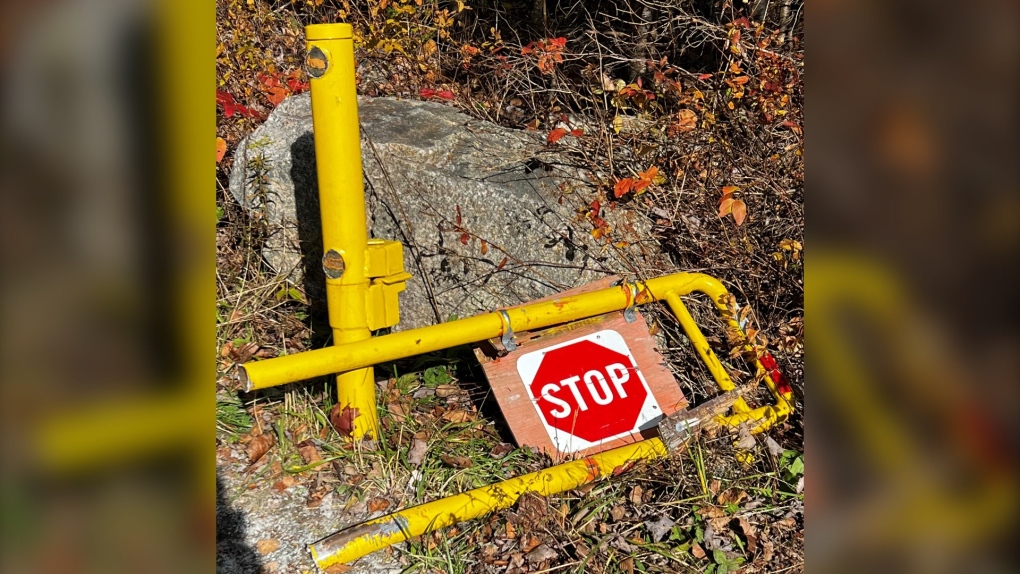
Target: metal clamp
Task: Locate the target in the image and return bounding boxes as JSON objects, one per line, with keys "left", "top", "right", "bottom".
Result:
{"left": 623, "top": 283, "right": 638, "bottom": 323}
{"left": 498, "top": 310, "right": 517, "bottom": 352}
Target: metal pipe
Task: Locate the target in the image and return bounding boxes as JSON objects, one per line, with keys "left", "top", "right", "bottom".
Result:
{"left": 306, "top": 24, "right": 377, "bottom": 439}
{"left": 308, "top": 438, "right": 669, "bottom": 569}
{"left": 239, "top": 271, "right": 791, "bottom": 426}
{"left": 242, "top": 273, "right": 715, "bottom": 390}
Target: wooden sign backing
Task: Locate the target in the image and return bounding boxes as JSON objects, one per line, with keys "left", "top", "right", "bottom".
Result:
{"left": 475, "top": 278, "right": 688, "bottom": 461}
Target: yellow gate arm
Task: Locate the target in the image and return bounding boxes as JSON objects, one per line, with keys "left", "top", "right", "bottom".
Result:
{"left": 240, "top": 272, "right": 793, "bottom": 435}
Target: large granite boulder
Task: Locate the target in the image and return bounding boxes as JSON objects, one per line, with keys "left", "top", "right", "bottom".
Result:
{"left": 229, "top": 94, "right": 660, "bottom": 329}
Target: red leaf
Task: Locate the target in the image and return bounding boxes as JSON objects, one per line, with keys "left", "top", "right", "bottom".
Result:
{"left": 437, "top": 90, "right": 456, "bottom": 100}
{"left": 570, "top": 129, "right": 584, "bottom": 137}
{"left": 590, "top": 199, "right": 601, "bottom": 215}
{"left": 329, "top": 404, "right": 359, "bottom": 437}
{"left": 613, "top": 178, "right": 635, "bottom": 198}
{"left": 455, "top": 205, "right": 463, "bottom": 226}
{"left": 459, "top": 233, "right": 470, "bottom": 245}
{"left": 419, "top": 88, "right": 436, "bottom": 99}
{"left": 697, "top": 73, "right": 712, "bottom": 80}
{"left": 547, "top": 128, "right": 568, "bottom": 144}
{"left": 549, "top": 37, "right": 567, "bottom": 49}
{"left": 285, "top": 71, "right": 309, "bottom": 93}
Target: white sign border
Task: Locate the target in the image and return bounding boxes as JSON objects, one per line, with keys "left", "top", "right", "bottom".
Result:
{"left": 516, "top": 329, "right": 663, "bottom": 453}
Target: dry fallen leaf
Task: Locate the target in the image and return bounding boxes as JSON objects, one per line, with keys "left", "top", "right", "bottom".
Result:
{"left": 735, "top": 423, "right": 756, "bottom": 450}
{"left": 610, "top": 505, "right": 626, "bottom": 521}
{"left": 367, "top": 497, "right": 391, "bottom": 513}
{"left": 526, "top": 543, "right": 557, "bottom": 566}
{"left": 324, "top": 564, "right": 354, "bottom": 574}
{"left": 629, "top": 485, "right": 643, "bottom": 505}
{"left": 489, "top": 443, "right": 513, "bottom": 458}
{"left": 306, "top": 487, "right": 329, "bottom": 509}
{"left": 677, "top": 109, "right": 697, "bottom": 131}
{"left": 256, "top": 538, "right": 279, "bottom": 554}
{"left": 296, "top": 440, "right": 323, "bottom": 465}
{"left": 735, "top": 517, "right": 758, "bottom": 552}
{"left": 619, "top": 556, "right": 635, "bottom": 574}
{"left": 441, "top": 454, "right": 473, "bottom": 468}
{"left": 691, "top": 542, "right": 706, "bottom": 559}
{"left": 709, "top": 478, "right": 722, "bottom": 495}
{"left": 329, "top": 404, "right": 359, "bottom": 437}
{"left": 435, "top": 384, "right": 459, "bottom": 398}
{"left": 520, "top": 534, "right": 542, "bottom": 553}
{"left": 645, "top": 515, "right": 675, "bottom": 541}
{"left": 408, "top": 437, "right": 428, "bottom": 466}
{"left": 505, "top": 521, "right": 517, "bottom": 539}
{"left": 717, "top": 487, "right": 748, "bottom": 506}
{"left": 272, "top": 475, "right": 296, "bottom": 492}
{"left": 245, "top": 433, "right": 275, "bottom": 464}
{"left": 442, "top": 409, "right": 473, "bottom": 423}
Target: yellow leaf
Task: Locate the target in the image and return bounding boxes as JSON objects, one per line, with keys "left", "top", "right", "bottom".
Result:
{"left": 613, "top": 115, "right": 623, "bottom": 134}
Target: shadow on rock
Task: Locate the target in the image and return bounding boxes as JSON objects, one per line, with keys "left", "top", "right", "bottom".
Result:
{"left": 217, "top": 472, "right": 261, "bottom": 574}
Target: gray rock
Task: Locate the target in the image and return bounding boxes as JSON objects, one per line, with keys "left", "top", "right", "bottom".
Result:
{"left": 229, "top": 94, "right": 659, "bottom": 330}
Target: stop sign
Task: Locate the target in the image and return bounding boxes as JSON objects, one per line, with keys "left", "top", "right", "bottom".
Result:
{"left": 516, "top": 329, "right": 662, "bottom": 453}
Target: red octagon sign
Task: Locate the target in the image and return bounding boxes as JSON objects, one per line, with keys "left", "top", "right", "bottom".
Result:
{"left": 517, "top": 330, "right": 662, "bottom": 453}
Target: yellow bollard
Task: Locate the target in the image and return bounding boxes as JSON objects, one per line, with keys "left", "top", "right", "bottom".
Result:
{"left": 305, "top": 23, "right": 377, "bottom": 439}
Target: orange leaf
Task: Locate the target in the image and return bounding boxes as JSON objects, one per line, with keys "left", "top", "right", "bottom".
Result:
{"left": 496, "top": 256, "right": 509, "bottom": 270}
{"left": 216, "top": 137, "right": 227, "bottom": 163}
{"left": 732, "top": 76, "right": 750, "bottom": 85}
{"left": 570, "top": 129, "right": 584, "bottom": 137}
{"left": 633, "top": 179, "right": 651, "bottom": 194}
{"left": 613, "top": 178, "right": 635, "bottom": 198}
{"left": 480, "top": 240, "right": 488, "bottom": 255}
{"left": 678, "top": 109, "right": 697, "bottom": 131}
{"left": 731, "top": 199, "right": 747, "bottom": 226}
{"left": 368, "top": 497, "right": 391, "bottom": 513}
{"left": 722, "top": 185, "right": 739, "bottom": 195}
{"left": 266, "top": 86, "right": 288, "bottom": 106}
{"left": 638, "top": 165, "right": 659, "bottom": 182}
{"left": 719, "top": 196, "right": 736, "bottom": 218}
{"left": 547, "top": 127, "right": 567, "bottom": 144}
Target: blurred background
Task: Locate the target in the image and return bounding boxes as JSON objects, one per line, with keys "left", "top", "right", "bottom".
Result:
{"left": 809, "top": 0, "right": 1020, "bottom": 571}
{"left": 0, "top": 0, "right": 212, "bottom": 572}
{"left": 0, "top": 0, "right": 1015, "bottom": 572}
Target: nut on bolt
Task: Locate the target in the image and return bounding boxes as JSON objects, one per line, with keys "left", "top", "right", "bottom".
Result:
{"left": 322, "top": 249, "right": 346, "bottom": 279}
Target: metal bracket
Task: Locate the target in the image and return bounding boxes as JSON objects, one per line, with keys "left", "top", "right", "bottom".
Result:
{"left": 498, "top": 310, "right": 517, "bottom": 352}
{"left": 623, "top": 283, "right": 638, "bottom": 323}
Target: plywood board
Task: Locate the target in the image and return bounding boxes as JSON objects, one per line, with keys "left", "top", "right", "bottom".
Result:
{"left": 476, "top": 279, "right": 687, "bottom": 461}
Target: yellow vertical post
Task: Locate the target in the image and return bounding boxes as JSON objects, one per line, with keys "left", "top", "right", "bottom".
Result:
{"left": 305, "top": 23, "right": 378, "bottom": 439}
